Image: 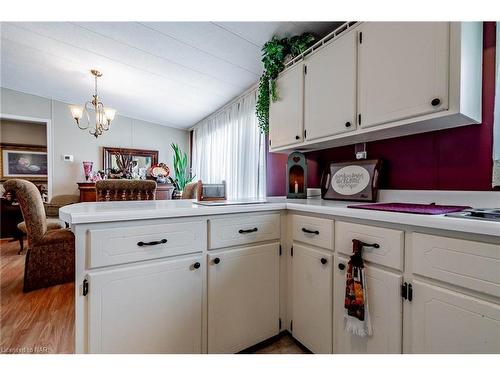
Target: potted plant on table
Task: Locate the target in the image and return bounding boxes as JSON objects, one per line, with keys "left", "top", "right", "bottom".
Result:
{"left": 168, "top": 143, "right": 195, "bottom": 199}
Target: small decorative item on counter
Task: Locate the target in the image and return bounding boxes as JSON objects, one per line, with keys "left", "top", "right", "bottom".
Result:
{"left": 286, "top": 152, "right": 307, "bottom": 199}
{"left": 321, "top": 159, "right": 383, "bottom": 202}
{"left": 83, "top": 161, "right": 93, "bottom": 181}
{"left": 107, "top": 168, "right": 123, "bottom": 179}
{"left": 149, "top": 163, "right": 170, "bottom": 183}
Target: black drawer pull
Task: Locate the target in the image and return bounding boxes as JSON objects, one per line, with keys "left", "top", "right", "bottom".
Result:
{"left": 295, "top": 135, "right": 300, "bottom": 140}
{"left": 320, "top": 257, "right": 328, "bottom": 265}
{"left": 338, "top": 263, "right": 346, "bottom": 270}
{"left": 361, "top": 241, "right": 380, "bottom": 249}
{"left": 345, "top": 121, "right": 351, "bottom": 128}
{"left": 239, "top": 227, "right": 258, "bottom": 234}
{"left": 431, "top": 98, "right": 441, "bottom": 107}
{"left": 193, "top": 262, "right": 201, "bottom": 269}
{"left": 213, "top": 257, "right": 221, "bottom": 265}
{"left": 302, "top": 228, "right": 320, "bottom": 235}
{"left": 137, "top": 239, "right": 167, "bottom": 247}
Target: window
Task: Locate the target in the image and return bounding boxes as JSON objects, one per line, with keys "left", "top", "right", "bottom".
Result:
{"left": 192, "top": 90, "right": 266, "bottom": 199}
{"left": 493, "top": 22, "right": 500, "bottom": 187}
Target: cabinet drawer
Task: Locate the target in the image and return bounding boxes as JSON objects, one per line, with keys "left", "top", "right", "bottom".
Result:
{"left": 335, "top": 221, "right": 404, "bottom": 270}
{"left": 292, "top": 215, "right": 334, "bottom": 250}
{"left": 411, "top": 233, "right": 500, "bottom": 297}
{"left": 89, "top": 220, "right": 205, "bottom": 268}
{"left": 209, "top": 213, "right": 280, "bottom": 250}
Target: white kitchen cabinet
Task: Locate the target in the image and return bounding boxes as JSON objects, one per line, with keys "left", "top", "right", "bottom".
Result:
{"left": 269, "top": 62, "right": 304, "bottom": 148}
{"left": 408, "top": 280, "right": 500, "bottom": 354}
{"left": 87, "top": 255, "right": 203, "bottom": 354}
{"left": 292, "top": 243, "right": 333, "bottom": 353}
{"left": 269, "top": 22, "right": 482, "bottom": 153}
{"left": 357, "top": 22, "right": 450, "bottom": 128}
{"left": 333, "top": 256, "right": 403, "bottom": 353}
{"left": 304, "top": 30, "right": 357, "bottom": 140}
{"left": 207, "top": 243, "right": 280, "bottom": 353}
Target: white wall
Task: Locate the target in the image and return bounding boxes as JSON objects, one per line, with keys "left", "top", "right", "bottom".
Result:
{"left": 1, "top": 88, "right": 190, "bottom": 196}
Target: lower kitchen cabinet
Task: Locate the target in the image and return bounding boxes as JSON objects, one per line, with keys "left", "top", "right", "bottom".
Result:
{"left": 86, "top": 255, "right": 203, "bottom": 354}
{"left": 292, "top": 243, "right": 333, "bottom": 353}
{"left": 333, "top": 256, "right": 403, "bottom": 353}
{"left": 408, "top": 280, "right": 500, "bottom": 354}
{"left": 207, "top": 242, "right": 280, "bottom": 353}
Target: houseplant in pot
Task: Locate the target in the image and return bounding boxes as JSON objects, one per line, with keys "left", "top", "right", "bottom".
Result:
{"left": 168, "top": 143, "right": 195, "bottom": 199}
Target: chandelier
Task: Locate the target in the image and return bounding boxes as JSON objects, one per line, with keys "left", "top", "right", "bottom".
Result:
{"left": 68, "top": 69, "right": 116, "bottom": 138}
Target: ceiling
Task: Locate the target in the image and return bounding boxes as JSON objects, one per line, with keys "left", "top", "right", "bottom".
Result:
{"left": 0, "top": 22, "right": 343, "bottom": 129}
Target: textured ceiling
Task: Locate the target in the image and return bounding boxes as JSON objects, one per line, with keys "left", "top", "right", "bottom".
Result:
{"left": 0, "top": 22, "right": 343, "bottom": 129}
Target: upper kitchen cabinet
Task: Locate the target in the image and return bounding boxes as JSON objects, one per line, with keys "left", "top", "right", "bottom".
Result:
{"left": 269, "top": 62, "right": 304, "bottom": 148}
{"left": 357, "top": 22, "right": 449, "bottom": 128}
{"left": 304, "top": 30, "right": 357, "bottom": 141}
{"left": 269, "top": 22, "right": 483, "bottom": 153}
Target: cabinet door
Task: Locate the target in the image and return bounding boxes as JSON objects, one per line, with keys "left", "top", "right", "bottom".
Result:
{"left": 87, "top": 256, "right": 203, "bottom": 353}
{"left": 269, "top": 63, "right": 304, "bottom": 148}
{"left": 292, "top": 243, "right": 333, "bottom": 353}
{"left": 208, "top": 243, "right": 280, "bottom": 353}
{"left": 358, "top": 22, "right": 449, "bottom": 128}
{"left": 408, "top": 280, "right": 500, "bottom": 354}
{"left": 304, "top": 31, "right": 357, "bottom": 140}
{"left": 333, "top": 256, "right": 403, "bottom": 353}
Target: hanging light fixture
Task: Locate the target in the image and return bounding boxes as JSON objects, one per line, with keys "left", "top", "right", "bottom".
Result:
{"left": 69, "top": 69, "right": 116, "bottom": 138}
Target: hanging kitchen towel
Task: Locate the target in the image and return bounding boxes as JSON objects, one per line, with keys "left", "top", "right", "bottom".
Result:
{"left": 344, "top": 239, "right": 373, "bottom": 337}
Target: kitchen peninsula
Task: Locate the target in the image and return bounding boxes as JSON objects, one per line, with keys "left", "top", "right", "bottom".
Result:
{"left": 60, "top": 192, "right": 500, "bottom": 354}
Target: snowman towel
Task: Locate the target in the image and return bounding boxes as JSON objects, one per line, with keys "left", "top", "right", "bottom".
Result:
{"left": 344, "top": 239, "right": 373, "bottom": 337}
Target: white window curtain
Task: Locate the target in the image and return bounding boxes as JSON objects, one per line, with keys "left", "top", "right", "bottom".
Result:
{"left": 192, "top": 90, "right": 266, "bottom": 199}
{"left": 493, "top": 22, "right": 500, "bottom": 187}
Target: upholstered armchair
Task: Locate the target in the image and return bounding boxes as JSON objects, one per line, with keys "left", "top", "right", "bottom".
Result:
{"left": 3, "top": 179, "right": 75, "bottom": 292}
{"left": 95, "top": 179, "right": 157, "bottom": 201}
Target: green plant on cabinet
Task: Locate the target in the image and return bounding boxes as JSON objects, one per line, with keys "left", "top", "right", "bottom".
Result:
{"left": 168, "top": 143, "right": 195, "bottom": 192}
{"left": 256, "top": 33, "right": 316, "bottom": 134}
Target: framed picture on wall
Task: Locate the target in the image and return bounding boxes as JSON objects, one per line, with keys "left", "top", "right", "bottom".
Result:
{"left": 0, "top": 143, "right": 48, "bottom": 181}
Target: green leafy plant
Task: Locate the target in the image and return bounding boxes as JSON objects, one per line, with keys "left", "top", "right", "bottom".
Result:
{"left": 168, "top": 143, "right": 195, "bottom": 191}
{"left": 256, "top": 33, "right": 316, "bottom": 134}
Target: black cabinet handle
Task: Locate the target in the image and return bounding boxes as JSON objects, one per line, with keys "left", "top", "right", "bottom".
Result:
{"left": 431, "top": 98, "right": 441, "bottom": 106}
{"left": 345, "top": 121, "right": 351, "bottom": 128}
{"left": 239, "top": 227, "right": 258, "bottom": 234}
{"left": 408, "top": 283, "right": 413, "bottom": 301}
{"left": 193, "top": 262, "right": 201, "bottom": 269}
{"left": 137, "top": 239, "right": 167, "bottom": 247}
{"left": 338, "top": 263, "right": 345, "bottom": 270}
{"left": 213, "top": 257, "right": 221, "bottom": 265}
{"left": 302, "top": 228, "right": 320, "bottom": 235}
{"left": 361, "top": 241, "right": 380, "bottom": 249}
{"left": 320, "top": 257, "right": 328, "bottom": 265}
{"left": 295, "top": 135, "right": 300, "bottom": 140}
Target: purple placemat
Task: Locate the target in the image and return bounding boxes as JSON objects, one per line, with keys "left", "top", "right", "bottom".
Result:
{"left": 347, "top": 202, "right": 471, "bottom": 215}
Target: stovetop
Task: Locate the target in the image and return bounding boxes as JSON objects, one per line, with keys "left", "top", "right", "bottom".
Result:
{"left": 445, "top": 208, "right": 500, "bottom": 222}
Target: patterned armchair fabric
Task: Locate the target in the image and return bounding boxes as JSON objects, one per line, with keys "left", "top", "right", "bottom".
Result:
{"left": 181, "top": 182, "right": 198, "bottom": 199}
{"left": 3, "top": 179, "right": 75, "bottom": 292}
{"left": 96, "top": 179, "right": 157, "bottom": 201}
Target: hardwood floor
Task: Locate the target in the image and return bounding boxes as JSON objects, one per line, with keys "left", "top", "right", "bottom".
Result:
{"left": 242, "top": 333, "right": 310, "bottom": 354}
{"left": 0, "top": 239, "right": 74, "bottom": 354}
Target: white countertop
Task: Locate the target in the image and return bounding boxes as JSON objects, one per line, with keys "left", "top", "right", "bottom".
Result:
{"left": 60, "top": 196, "right": 500, "bottom": 238}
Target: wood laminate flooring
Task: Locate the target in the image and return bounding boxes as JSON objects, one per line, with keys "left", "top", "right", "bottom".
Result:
{"left": 0, "top": 239, "right": 74, "bottom": 354}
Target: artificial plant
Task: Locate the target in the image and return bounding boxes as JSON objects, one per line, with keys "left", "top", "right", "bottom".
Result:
{"left": 256, "top": 32, "right": 316, "bottom": 134}
{"left": 168, "top": 143, "right": 195, "bottom": 191}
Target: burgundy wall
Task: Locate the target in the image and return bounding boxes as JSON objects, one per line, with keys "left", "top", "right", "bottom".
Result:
{"left": 267, "top": 22, "right": 497, "bottom": 196}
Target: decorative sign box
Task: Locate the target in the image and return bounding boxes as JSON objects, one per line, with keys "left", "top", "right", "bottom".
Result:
{"left": 321, "top": 159, "right": 383, "bottom": 202}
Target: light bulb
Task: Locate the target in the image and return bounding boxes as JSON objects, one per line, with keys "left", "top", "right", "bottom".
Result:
{"left": 104, "top": 107, "right": 116, "bottom": 122}
{"left": 69, "top": 105, "right": 83, "bottom": 121}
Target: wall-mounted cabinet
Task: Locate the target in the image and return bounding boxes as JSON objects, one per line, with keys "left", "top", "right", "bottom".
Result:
{"left": 269, "top": 63, "right": 304, "bottom": 149}
{"left": 269, "top": 22, "right": 483, "bottom": 153}
{"left": 304, "top": 30, "right": 357, "bottom": 140}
